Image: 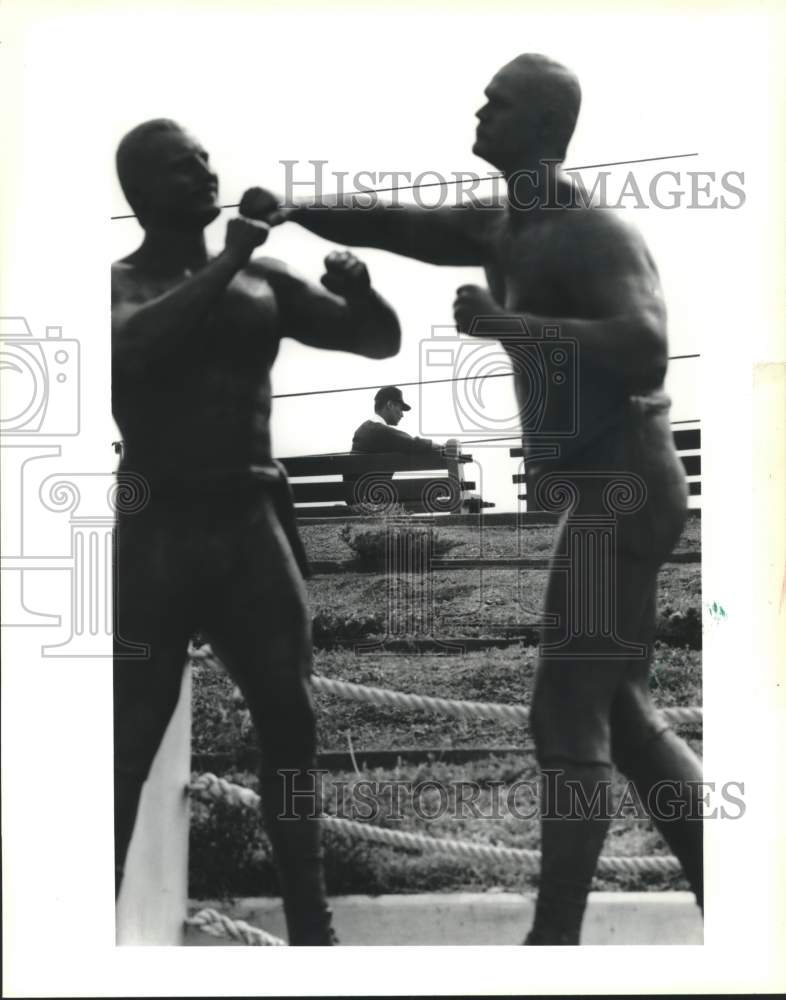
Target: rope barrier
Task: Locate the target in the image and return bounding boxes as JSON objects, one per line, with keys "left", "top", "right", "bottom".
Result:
{"left": 187, "top": 643, "right": 702, "bottom": 727}
{"left": 310, "top": 674, "right": 702, "bottom": 727}
{"left": 191, "top": 771, "right": 261, "bottom": 809}
{"left": 377, "top": 417, "right": 701, "bottom": 447}
{"left": 314, "top": 674, "right": 529, "bottom": 724}
{"left": 186, "top": 907, "right": 286, "bottom": 946}
{"left": 322, "top": 815, "right": 681, "bottom": 877}
{"left": 189, "top": 772, "right": 683, "bottom": 878}
{"left": 272, "top": 363, "right": 699, "bottom": 401}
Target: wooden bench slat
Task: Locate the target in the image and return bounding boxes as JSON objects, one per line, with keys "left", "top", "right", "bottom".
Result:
{"left": 298, "top": 502, "right": 482, "bottom": 518}
{"left": 280, "top": 451, "right": 471, "bottom": 476}
{"left": 512, "top": 452, "right": 700, "bottom": 485}
{"left": 520, "top": 482, "right": 702, "bottom": 501}
{"left": 291, "top": 477, "right": 475, "bottom": 505}
{"left": 672, "top": 428, "right": 701, "bottom": 451}
{"left": 509, "top": 427, "right": 701, "bottom": 461}
{"left": 681, "top": 454, "right": 701, "bottom": 476}
{"left": 296, "top": 505, "right": 364, "bottom": 518}
{"left": 511, "top": 426, "right": 702, "bottom": 508}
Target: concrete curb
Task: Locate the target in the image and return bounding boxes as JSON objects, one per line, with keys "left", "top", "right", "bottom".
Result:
{"left": 186, "top": 891, "right": 702, "bottom": 946}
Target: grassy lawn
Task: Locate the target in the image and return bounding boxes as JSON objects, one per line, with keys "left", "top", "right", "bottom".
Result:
{"left": 308, "top": 564, "right": 700, "bottom": 637}
{"left": 192, "top": 644, "right": 701, "bottom": 758}
{"left": 304, "top": 515, "right": 701, "bottom": 639}
{"left": 190, "top": 516, "right": 702, "bottom": 899}
{"left": 298, "top": 514, "right": 701, "bottom": 563}
{"left": 191, "top": 643, "right": 701, "bottom": 897}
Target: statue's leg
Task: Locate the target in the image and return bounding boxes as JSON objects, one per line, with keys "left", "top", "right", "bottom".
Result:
{"left": 526, "top": 513, "right": 621, "bottom": 945}
{"left": 525, "top": 469, "right": 678, "bottom": 946}
{"left": 207, "top": 492, "right": 335, "bottom": 945}
{"left": 610, "top": 575, "right": 704, "bottom": 910}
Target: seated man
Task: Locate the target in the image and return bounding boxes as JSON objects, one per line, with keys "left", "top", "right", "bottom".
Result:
{"left": 345, "top": 385, "right": 457, "bottom": 507}
{"left": 351, "top": 385, "right": 447, "bottom": 457}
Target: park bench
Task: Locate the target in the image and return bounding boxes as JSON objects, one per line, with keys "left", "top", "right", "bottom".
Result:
{"left": 279, "top": 448, "right": 495, "bottom": 518}
{"left": 510, "top": 425, "right": 702, "bottom": 510}
{"left": 110, "top": 441, "right": 494, "bottom": 516}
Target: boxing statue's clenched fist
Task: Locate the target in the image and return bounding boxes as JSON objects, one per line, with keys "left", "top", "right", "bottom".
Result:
{"left": 320, "top": 250, "right": 372, "bottom": 299}
{"left": 224, "top": 216, "right": 270, "bottom": 262}
{"left": 239, "top": 187, "right": 289, "bottom": 227}
{"left": 453, "top": 284, "right": 504, "bottom": 335}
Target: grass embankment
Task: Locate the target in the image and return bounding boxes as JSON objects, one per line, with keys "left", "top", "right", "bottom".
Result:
{"left": 190, "top": 516, "right": 702, "bottom": 899}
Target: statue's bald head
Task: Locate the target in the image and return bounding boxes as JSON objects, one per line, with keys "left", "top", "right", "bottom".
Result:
{"left": 116, "top": 119, "right": 185, "bottom": 215}
{"left": 508, "top": 55, "right": 579, "bottom": 121}
{"left": 476, "top": 54, "right": 581, "bottom": 169}
{"left": 115, "top": 119, "right": 219, "bottom": 229}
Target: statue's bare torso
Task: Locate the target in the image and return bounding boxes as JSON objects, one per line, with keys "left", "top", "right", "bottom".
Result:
{"left": 477, "top": 200, "right": 669, "bottom": 467}
{"left": 112, "top": 258, "right": 282, "bottom": 485}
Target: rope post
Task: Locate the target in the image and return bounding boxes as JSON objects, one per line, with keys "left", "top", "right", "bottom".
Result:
{"left": 116, "top": 667, "right": 192, "bottom": 945}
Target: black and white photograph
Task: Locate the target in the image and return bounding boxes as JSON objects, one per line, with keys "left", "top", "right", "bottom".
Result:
{"left": 2, "top": 0, "right": 785, "bottom": 995}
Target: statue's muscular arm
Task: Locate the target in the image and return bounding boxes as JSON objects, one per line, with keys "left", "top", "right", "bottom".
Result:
{"left": 112, "top": 220, "right": 266, "bottom": 377}
{"left": 250, "top": 256, "right": 401, "bottom": 359}
{"left": 457, "top": 211, "right": 668, "bottom": 387}
{"left": 240, "top": 188, "right": 499, "bottom": 267}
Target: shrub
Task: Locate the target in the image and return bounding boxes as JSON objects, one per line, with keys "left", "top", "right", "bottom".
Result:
{"left": 656, "top": 606, "right": 701, "bottom": 649}
{"left": 339, "top": 519, "right": 461, "bottom": 568}
{"left": 189, "top": 772, "right": 277, "bottom": 899}
{"left": 347, "top": 501, "right": 412, "bottom": 519}
{"left": 311, "top": 609, "right": 386, "bottom": 646}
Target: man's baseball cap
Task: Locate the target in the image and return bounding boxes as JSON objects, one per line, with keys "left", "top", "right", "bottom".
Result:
{"left": 374, "top": 385, "right": 411, "bottom": 411}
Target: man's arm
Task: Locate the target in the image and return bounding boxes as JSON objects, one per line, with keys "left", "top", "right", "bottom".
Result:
{"left": 252, "top": 252, "right": 401, "bottom": 360}
{"left": 454, "top": 213, "right": 668, "bottom": 384}
{"left": 112, "top": 218, "right": 269, "bottom": 376}
{"left": 355, "top": 421, "right": 445, "bottom": 457}
{"left": 239, "top": 188, "right": 494, "bottom": 267}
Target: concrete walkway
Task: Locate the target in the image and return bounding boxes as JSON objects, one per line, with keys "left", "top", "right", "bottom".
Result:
{"left": 186, "top": 892, "right": 702, "bottom": 946}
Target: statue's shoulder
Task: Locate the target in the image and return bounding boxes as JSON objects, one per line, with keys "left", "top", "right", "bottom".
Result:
{"left": 245, "top": 255, "right": 291, "bottom": 278}
{"left": 111, "top": 258, "right": 145, "bottom": 299}
{"left": 559, "top": 203, "right": 645, "bottom": 255}
{"left": 245, "top": 255, "right": 312, "bottom": 297}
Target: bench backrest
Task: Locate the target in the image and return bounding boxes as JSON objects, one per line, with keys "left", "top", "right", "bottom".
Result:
{"left": 279, "top": 450, "right": 493, "bottom": 517}
{"left": 510, "top": 425, "right": 702, "bottom": 508}
{"left": 110, "top": 441, "right": 493, "bottom": 515}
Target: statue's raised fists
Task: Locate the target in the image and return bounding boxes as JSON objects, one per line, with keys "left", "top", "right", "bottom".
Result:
{"left": 239, "top": 187, "right": 289, "bottom": 227}
{"left": 320, "top": 250, "right": 372, "bottom": 299}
